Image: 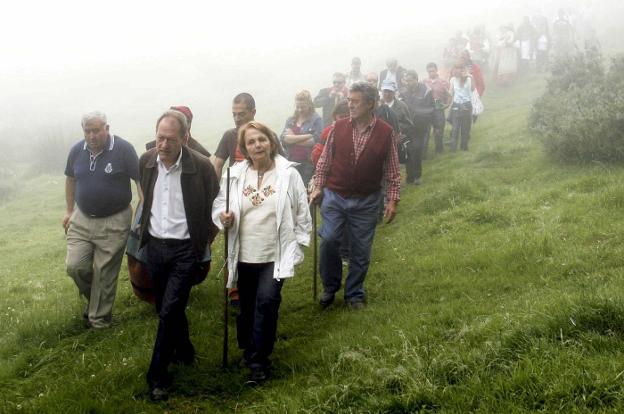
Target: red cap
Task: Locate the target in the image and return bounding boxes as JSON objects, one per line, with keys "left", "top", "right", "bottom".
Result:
{"left": 170, "top": 105, "right": 193, "bottom": 123}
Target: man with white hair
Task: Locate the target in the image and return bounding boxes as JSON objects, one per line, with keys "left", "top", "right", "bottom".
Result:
{"left": 63, "top": 111, "right": 141, "bottom": 328}
{"left": 379, "top": 58, "right": 406, "bottom": 95}
{"left": 346, "top": 57, "right": 366, "bottom": 86}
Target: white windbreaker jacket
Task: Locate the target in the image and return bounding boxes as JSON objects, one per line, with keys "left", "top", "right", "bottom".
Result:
{"left": 211, "top": 155, "right": 312, "bottom": 288}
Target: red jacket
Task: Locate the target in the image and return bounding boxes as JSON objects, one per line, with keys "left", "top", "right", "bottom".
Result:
{"left": 311, "top": 125, "right": 332, "bottom": 167}
{"left": 469, "top": 62, "right": 486, "bottom": 96}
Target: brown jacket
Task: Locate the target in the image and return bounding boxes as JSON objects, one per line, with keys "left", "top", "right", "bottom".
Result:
{"left": 138, "top": 146, "right": 219, "bottom": 260}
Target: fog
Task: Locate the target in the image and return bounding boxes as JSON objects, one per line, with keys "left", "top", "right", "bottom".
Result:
{"left": 1, "top": 0, "right": 623, "bottom": 168}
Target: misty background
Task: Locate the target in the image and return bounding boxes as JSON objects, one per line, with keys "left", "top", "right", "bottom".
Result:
{"left": 1, "top": 0, "right": 622, "bottom": 172}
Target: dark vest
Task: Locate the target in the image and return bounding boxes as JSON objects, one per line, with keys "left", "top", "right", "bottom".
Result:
{"left": 326, "top": 117, "right": 393, "bottom": 198}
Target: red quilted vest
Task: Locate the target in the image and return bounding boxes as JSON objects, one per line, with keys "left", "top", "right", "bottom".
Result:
{"left": 326, "top": 117, "right": 393, "bottom": 197}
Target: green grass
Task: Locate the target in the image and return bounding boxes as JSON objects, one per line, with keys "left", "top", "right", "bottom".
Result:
{"left": 3, "top": 75, "right": 624, "bottom": 413}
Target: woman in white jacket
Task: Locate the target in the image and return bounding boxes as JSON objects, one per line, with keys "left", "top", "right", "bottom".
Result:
{"left": 212, "top": 121, "right": 312, "bottom": 383}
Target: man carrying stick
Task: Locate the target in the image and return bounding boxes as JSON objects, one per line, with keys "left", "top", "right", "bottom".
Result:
{"left": 310, "top": 81, "right": 401, "bottom": 310}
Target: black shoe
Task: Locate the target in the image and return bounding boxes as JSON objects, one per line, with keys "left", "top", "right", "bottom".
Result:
{"left": 348, "top": 301, "right": 366, "bottom": 310}
{"left": 149, "top": 387, "right": 169, "bottom": 402}
{"left": 248, "top": 366, "right": 268, "bottom": 383}
{"left": 319, "top": 291, "right": 335, "bottom": 308}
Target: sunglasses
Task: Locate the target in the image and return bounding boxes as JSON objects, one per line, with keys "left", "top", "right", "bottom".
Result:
{"left": 89, "top": 153, "right": 100, "bottom": 172}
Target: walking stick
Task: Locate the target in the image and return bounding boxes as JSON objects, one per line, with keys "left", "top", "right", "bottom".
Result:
{"left": 312, "top": 202, "right": 318, "bottom": 301}
{"left": 222, "top": 167, "right": 230, "bottom": 368}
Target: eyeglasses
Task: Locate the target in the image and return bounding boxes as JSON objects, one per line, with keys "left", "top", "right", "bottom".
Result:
{"left": 89, "top": 153, "right": 99, "bottom": 172}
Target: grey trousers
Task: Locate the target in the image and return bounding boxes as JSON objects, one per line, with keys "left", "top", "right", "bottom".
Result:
{"left": 65, "top": 205, "right": 132, "bottom": 328}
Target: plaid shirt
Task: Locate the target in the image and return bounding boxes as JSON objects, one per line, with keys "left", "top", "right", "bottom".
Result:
{"left": 315, "top": 116, "right": 401, "bottom": 202}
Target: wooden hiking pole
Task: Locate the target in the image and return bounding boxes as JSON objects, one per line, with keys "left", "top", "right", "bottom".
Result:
{"left": 312, "top": 203, "right": 318, "bottom": 301}
{"left": 222, "top": 167, "right": 230, "bottom": 368}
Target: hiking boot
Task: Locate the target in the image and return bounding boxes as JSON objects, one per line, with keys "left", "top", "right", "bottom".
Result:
{"left": 319, "top": 291, "right": 335, "bottom": 308}
{"left": 349, "top": 302, "right": 366, "bottom": 310}
{"left": 248, "top": 366, "right": 268, "bottom": 384}
{"left": 149, "top": 387, "right": 169, "bottom": 402}
{"left": 348, "top": 301, "right": 366, "bottom": 310}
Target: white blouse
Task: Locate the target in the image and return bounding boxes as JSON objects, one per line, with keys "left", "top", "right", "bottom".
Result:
{"left": 239, "top": 167, "right": 278, "bottom": 263}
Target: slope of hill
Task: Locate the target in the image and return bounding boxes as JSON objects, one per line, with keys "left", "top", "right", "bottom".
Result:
{"left": 2, "top": 75, "right": 624, "bottom": 413}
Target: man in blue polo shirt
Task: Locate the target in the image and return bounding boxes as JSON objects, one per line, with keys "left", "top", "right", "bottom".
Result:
{"left": 63, "top": 111, "right": 141, "bottom": 328}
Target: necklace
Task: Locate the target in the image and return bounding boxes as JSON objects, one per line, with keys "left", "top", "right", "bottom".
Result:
{"left": 255, "top": 162, "right": 274, "bottom": 187}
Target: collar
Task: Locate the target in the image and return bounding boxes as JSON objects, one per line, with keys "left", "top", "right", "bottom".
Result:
{"left": 83, "top": 134, "right": 114, "bottom": 151}
{"left": 350, "top": 115, "right": 376, "bottom": 132}
{"left": 147, "top": 146, "right": 197, "bottom": 174}
{"left": 156, "top": 148, "right": 183, "bottom": 171}
{"left": 229, "top": 154, "right": 295, "bottom": 179}
{"left": 386, "top": 99, "right": 395, "bottom": 108}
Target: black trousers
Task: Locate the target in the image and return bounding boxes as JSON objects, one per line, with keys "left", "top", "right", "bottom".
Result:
{"left": 450, "top": 103, "right": 473, "bottom": 152}
{"left": 429, "top": 109, "right": 446, "bottom": 153}
{"left": 405, "top": 127, "right": 428, "bottom": 182}
{"left": 146, "top": 237, "right": 196, "bottom": 388}
{"left": 236, "top": 262, "right": 283, "bottom": 369}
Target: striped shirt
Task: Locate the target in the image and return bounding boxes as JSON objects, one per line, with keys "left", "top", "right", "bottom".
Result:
{"left": 314, "top": 116, "right": 401, "bottom": 202}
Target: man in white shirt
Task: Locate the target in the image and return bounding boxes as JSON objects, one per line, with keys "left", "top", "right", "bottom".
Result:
{"left": 138, "top": 110, "right": 219, "bottom": 402}
{"left": 378, "top": 58, "right": 406, "bottom": 95}
{"left": 346, "top": 57, "right": 366, "bottom": 86}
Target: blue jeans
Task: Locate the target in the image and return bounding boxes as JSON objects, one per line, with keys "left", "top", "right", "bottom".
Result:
{"left": 319, "top": 188, "right": 381, "bottom": 303}
{"left": 236, "top": 262, "right": 283, "bottom": 369}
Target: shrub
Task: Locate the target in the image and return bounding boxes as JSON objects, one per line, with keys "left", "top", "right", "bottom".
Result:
{"left": 529, "top": 52, "right": 624, "bottom": 163}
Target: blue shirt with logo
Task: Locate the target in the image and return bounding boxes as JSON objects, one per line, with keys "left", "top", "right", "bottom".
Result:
{"left": 65, "top": 135, "right": 139, "bottom": 217}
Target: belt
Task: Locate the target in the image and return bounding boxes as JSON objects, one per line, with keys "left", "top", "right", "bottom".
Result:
{"left": 149, "top": 237, "right": 191, "bottom": 247}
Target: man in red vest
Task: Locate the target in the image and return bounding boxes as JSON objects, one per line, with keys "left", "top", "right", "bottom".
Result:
{"left": 310, "top": 81, "right": 401, "bottom": 310}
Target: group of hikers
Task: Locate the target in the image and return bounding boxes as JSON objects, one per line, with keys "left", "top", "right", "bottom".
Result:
{"left": 444, "top": 8, "right": 598, "bottom": 84}
{"left": 61, "top": 9, "right": 593, "bottom": 401}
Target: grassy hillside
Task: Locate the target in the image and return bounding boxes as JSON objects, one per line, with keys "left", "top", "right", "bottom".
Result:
{"left": 3, "top": 75, "right": 624, "bottom": 413}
